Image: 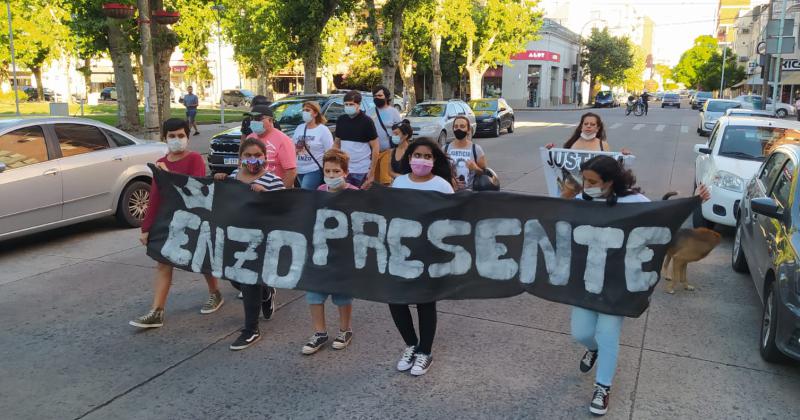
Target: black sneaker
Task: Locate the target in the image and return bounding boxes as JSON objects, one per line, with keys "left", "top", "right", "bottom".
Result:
{"left": 229, "top": 329, "right": 261, "bottom": 351}
{"left": 590, "top": 383, "right": 610, "bottom": 416}
{"left": 302, "top": 332, "right": 329, "bottom": 355}
{"left": 580, "top": 349, "right": 598, "bottom": 373}
{"left": 331, "top": 330, "right": 353, "bottom": 350}
{"left": 410, "top": 352, "right": 432, "bottom": 376}
{"left": 262, "top": 287, "right": 275, "bottom": 320}
{"left": 194, "top": 131, "right": 200, "bottom": 136}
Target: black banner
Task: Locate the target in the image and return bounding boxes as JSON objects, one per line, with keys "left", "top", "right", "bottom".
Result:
{"left": 146, "top": 167, "right": 698, "bottom": 317}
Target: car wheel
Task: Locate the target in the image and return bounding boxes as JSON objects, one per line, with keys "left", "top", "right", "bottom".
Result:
{"left": 776, "top": 108, "right": 788, "bottom": 118}
{"left": 661, "top": 105, "right": 665, "bottom": 108}
{"left": 507, "top": 118, "right": 514, "bottom": 133}
{"left": 697, "top": 127, "right": 702, "bottom": 134}
{"left": 492, "top": 122, "right": 500, "bottom": 137}
{"left": 677, "top": 105, "right": 680, "bottom": 109}
{"left": 437, "top": 131, "right": 447, "bottom": 147}
{"left": 731, "top": 220, "right": 749, "bottom": 273}
{"left": 760, "top": 282, "right": 788, "bottom": 363}
{"left": 116, "top": 180, "right": 151, "bottom": 228}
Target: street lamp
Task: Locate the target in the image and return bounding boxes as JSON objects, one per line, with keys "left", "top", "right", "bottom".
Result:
{"left": 211, "top": 3, "right": 225, "bottom": 126}
{"left": 6, "top": 1, "right": 19, "bottom": 116}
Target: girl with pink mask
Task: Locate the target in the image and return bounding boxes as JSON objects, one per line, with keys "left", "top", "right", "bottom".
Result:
{"left": 389, "top": 138, "right": 454, "bottom": 376}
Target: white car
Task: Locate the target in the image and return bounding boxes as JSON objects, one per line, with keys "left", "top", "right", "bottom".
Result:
{"left": 406, "top": 100, "right": 477, "bottom": 146}
{"left": 725, "top": 108, "right": 777, "bottom": 118}
{"left": 0, "top": 117, "right": 167, "bottom": 241}
{"left": 698, "top": 99, "right": 741, "bottom": 136}
{"left": 732, "top": 95, "right": 796, "bottom": 118}
{"left": 694, "top": 116, "right": 800, "bottom": 227}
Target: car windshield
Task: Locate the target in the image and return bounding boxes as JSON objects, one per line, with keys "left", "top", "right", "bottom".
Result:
{"left": 665, "top": 94, "right": 679, "bottom": 99}
{"left": 271, "top": 101, "right": 305, "bottom": 126}
{"left": 707, "top": 102, "right": 740, "bottom": 112}
{"left": 240, "top": 89, "right": 254, "bottom": 97}
{"left": 719, "top": 125, "right": 800, "bottom": 160}
{"left": 469, "top": 100, "right": 497, "bottom": 111}
{"left": 596, "top": 92, "right": 612, "bottom": 99}
{"left": 697, "top": 92, "right": 712, "bottom": 98}
{"left": 409, "top": 104, "right": 446, "bottom": 117}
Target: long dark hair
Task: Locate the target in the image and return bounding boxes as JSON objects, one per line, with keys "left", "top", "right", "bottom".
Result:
{"left": 392, "top": 119, "right": 413, "bottom": 140}
{"left": 399, "top": 138, "right": 453, "bottom": 181}
{"left": 580, "top": 155, "right": 641, "bottom": 205}
{"left": 564, "top": 112, "right": 606, "bottom": 149}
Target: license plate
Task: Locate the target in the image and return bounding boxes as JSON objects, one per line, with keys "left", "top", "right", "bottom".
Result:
{"left": 224, "top": 158, "right": 239, "bottom": 165}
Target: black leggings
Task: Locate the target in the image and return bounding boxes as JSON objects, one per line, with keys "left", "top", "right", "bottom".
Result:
{"left": 388, "top": 302, "right": 437, "bottom": 355}
{"left": 230, "top": 281, "right": 273, "bottom": 334}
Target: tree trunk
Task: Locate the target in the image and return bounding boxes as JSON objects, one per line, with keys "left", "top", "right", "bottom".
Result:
{"left": 302, "top": 39, "right": 321, "bottom": 95}
{"left": 588, "top": 75, "right": 597, "bottom": 105}
{"left": 466, "top": 66, "right": 483, "bottom": 100}
{"left": 398, "top": 48, "right": 416, "bottom": 112}
{"left": 32, "top": 67, "right": 43, "bottom": 101}
{"left": 137, "top": 0, "right": 160, "bottom": 138}
{"left": 152, "top": 0, "right": 178, "bottom": 132}
{"left": 322, "top": 65, "right": 336, "bottom": 93}
{"left": 82, "top": 58, "right": 91, "bottom": 97}
{"left": 257, "top": 73, "right": 267, "bottom": 96}
{"left": 382, "top": 6, "right": 404, "bottom": 97}
{"left": 106, "top": 18, "right": 141, "bottom": 131}
{"left": 134, "top": 53, "right": 144, "bottom": 103}
{"left": 257, "top": 63, "right": 275, "bottom": 101}
{"left": 430, "top": 31, "right": 443, "bottom": 101}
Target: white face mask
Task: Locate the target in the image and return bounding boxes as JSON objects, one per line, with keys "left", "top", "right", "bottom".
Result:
{"left": 583, "top": 186, "right": 605, "bottom": 198}
{"left": 324, "top": 176, "right": 345, "bottom": 190}
{"left": 580, "top": 131, "right": 596, "bottom": 140}
{"left": 391, "top": 135, "right": 402, "bottom": 145}
{"left": 302, "top": 111, "right": 313, "bottom": 123}
{"left": 167, "top": 137, "right": 188, "bottom": 153}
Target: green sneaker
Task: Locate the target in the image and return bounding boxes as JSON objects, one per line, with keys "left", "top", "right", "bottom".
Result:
{"left": 129, "top": 309, "right": 164, "bottom": 328}
{"left": 200, "top": 291, "right": 224, "bottom": 314}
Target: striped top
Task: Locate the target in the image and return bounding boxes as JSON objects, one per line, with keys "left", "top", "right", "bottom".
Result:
{"left": 229, "top": 169, "right": 285, "bottom": 191}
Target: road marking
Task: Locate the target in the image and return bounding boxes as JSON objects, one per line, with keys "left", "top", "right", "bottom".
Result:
{"left": 681, "top": 125, "right": 689, "bottom": 133}
{"left": 609, "top": 123, "right": 622, "bottom": 129}
{"left": 632, "top": 124, "right": 645, "bottom": 131}
{"left": 655, "top": 124, "right": 666, "bottom": 132}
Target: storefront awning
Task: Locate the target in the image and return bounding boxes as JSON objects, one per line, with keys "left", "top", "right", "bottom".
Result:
{"left": 781, "top": 71, "right": 800, "bottom": 85}
{"left": 732, "top": 79, "right": 748, "bottom": 88}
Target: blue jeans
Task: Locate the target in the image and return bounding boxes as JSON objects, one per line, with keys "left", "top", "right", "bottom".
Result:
{"left": 570, "top": 306, "right": 624, "bottom": 387}
{"left": 305, "top": 291, "right": 353, "bottom": 306}
{"left": 297, "top": 170, "right": 323, "bottom": 190}
{"left": 346, "top": 173, "right": 368, "bottom": 188}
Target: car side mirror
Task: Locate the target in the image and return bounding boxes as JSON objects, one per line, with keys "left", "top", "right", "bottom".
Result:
{"left": 751, "top": 197, "right": 783, "bottom": 219}
{"left": 499, "top": 107, "right": 506, "bottom": 111}
{"left": 694, "top": 144, "right": 711, "bottom": 154}
{"left": 0, "top": 162, "right": 6, "bottom": 173}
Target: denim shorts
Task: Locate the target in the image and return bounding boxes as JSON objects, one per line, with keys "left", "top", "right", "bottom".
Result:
{"left": 305, "top": 291, "right": 353, "bottom": 306}
{"left": 346, "top": 173, "right": 368, "bottom": 188}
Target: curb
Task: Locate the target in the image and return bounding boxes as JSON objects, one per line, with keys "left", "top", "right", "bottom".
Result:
{"left": 516, "top": 107, "right": 593, "bottom": 112}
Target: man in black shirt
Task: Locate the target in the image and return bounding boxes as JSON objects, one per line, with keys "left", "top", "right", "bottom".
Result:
{"left": 640, "top": 91, "right": 651, "bottom": 115}
{"left": 334, "top": 91, "right": 379, "bottom": 188}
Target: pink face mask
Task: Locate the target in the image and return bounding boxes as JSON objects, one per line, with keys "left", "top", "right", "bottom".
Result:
{"left": 410, "top": 158, "right": 434, "bottom": 176}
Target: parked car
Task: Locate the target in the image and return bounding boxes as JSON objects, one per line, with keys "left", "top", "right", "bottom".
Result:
{"left": 655, "top": 92, "right": 665, "bottom": 102}
{"left": 593, "top": 91, "right": 618, "bottom": 108}
{"left": 733, "top": 95, "right": 796, "bottom": 118}
{"left": 661, "top": 93, "right": 681, "bottom": 108}
{"left": 694, "top": 116, "right": 800, "bottom": 228}
{"left": 405, "top": 100, "right": 476, "bottom": 146}
{"left": 100, "top": 87, "right": 117, "bottom": 101}
{"left": 221, "top": 89, "right": 255, "bottom": 107}
{"left": 23, "top": 87, "right": 55, "bottom": 102}
{"left": 691, "top": 91, "right": 713, "bottom": 110}
{"left": 725, "top": 108, "right": 777, "bottom": 118}
{"left": 732, "top": 143, "right": 800, "bottom": 363}
{"left": 468, "top": 98, "right": 514, "bottom": 137}
{"left": 0, "top": 117, "right": 167, "bottom": 241}
{"left": 697, "top": 99, "right": 741, "bottom": 136}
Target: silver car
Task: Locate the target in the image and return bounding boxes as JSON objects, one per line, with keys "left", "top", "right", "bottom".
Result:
{"left": 406, "top": 100, "right": 477, "bottom": 146}
{"left": 0, "top": 118, "right": 167, "bottom": 241}
{"left": 698, "top": 99, "right": 741, "bottom": 136}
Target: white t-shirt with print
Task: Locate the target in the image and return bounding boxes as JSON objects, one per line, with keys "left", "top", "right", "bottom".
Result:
{"left": 446, "top": 142, "right": 485, "bottom": 190}
{"left": 391, "top": 174, "right": 455, "bottom": 194}
{"left": 292, "top": 123, "right": 334, "bottom": 174}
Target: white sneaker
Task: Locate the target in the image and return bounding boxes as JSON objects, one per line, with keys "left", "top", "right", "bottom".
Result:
{"left": 396, "top": 346, "right": 416, "bottom": 371}
{"left": 410, "top": 353, "right": 432, "bottom": 376}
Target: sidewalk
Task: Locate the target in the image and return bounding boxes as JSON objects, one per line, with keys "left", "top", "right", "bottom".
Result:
{"left": 516, "top": 104, "right": 593, "bottom": 111}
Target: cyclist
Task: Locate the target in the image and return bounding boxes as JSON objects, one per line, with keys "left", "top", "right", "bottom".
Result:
{"left": 640, "top": 91, "right": 651, "bottom": 115}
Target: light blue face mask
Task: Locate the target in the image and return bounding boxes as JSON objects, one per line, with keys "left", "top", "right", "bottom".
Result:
{"left": 250, "top": 121, "right": 266, "bottom": 134}
{"left": 344, "top": 105, "right": 358, "bottom": 117}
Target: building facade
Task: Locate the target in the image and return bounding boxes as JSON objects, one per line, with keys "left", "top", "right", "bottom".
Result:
{"left": 717, "top": 0, "right": 757, "bottom": 44}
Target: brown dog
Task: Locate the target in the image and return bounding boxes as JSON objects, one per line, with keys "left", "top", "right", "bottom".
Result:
{"left": 659, "top": 192, "right": 722, "bottom": 293}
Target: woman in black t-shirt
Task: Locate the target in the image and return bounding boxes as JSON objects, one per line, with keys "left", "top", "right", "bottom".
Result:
{"left": 389, "top": 119, "right": 413, "bottom": 179}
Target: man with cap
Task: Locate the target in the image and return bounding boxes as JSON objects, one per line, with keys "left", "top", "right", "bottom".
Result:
{"left": 245, "top": 105, "right": 297, "bottom": 188}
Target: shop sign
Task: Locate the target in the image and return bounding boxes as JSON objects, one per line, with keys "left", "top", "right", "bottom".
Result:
{"left": 782, "top": 59, "right": 800, "bottom": 71}
{"left": 171, "top": 65, "right": 188, "bottom": 73}
{"left": 510, "top": 50, "right": 560, "bottom": 62}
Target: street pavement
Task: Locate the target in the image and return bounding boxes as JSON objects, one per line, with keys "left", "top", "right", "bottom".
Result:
{"left": 2, "top": 101, "right": 800, "bottom": 420}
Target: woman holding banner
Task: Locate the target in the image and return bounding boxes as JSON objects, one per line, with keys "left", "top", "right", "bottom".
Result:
{"left": 390, "top": 138, "right": 454, "bottom": 376}
{"left": 568, "top": 155, "right": 709, "bottom": 416}
{"left": 545, "top": 112, "right": 631, "bottom": 154}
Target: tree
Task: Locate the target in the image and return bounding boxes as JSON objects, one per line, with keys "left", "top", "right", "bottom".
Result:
{"left": 458, "top": 0, "right": 542, "bottom": 100}
{"left": 340, "top": 42, "right": 383, "bottom": 90}
{"left": 672, "top": 35, "right": 717, "bottom": 89}
{"left": 654, "top": 63, "right": 672, "bottom": 83}
{"left": 697, "top": 47, "right": 745, "bottom": 92}
{"left": 278, "top": 0, "right": 352, "bottom": 94}
{"left": 150, "top": 0, "right": 180, "bottom": 129}
{"left": 623, "top": 41, "right": 646, "bottom": 93}
{"left": 366, "top": 0, "right": 423, "bottom": 97}
{"left": 173, "top": 0, "right": 214, "bottom": 95}
{"left": 320, "top": 15, "right": 350, "bottom": 92}
{"left": 137, "top": 0, "right": 160, "bottom": 136}
{"left": 581, "top": 28, "right": 633, "bottom": 102}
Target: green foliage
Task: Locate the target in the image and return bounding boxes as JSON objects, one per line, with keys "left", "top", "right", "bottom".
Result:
{"left": 581, "top": 27, "right": 633, "bottom": 87}
{"left": 341, "top": 42, "right": 383, "bottom": 90}
{"left": 654, "top": 63, "right": 672, "bottom": 82}
{"left": 672, "top": 35, "right": 717, "bottom": 89}
{"left": 172, "top": 0, "right": 214, "bottom": 85}
{"left": 220, "top": 0, "right": 290, "bottom": 78}
{"left": 0, "top": 1, "right": 71, "bottom": 73}
{"left": 463, "top": 0, "right": 542, "bottom": 72}
{"left": 696, "top": 47, "right": 745, "bottom": 91}
{"left": 278, "top": 0, "right": 353, "bottom": 62}
{"left": 623, "top": 41, "right": 646, "bottom": 92}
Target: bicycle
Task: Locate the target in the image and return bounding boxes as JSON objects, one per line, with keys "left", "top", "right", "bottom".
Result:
{"left": 625, "top": 98, "right": 645, "bottom": 117}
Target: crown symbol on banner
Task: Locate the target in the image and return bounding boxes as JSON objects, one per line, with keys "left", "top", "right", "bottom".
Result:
{"left": 174, "top": 177, "right": 214, "bottom": 211}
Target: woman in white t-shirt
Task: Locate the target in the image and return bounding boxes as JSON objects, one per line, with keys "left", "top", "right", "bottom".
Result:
{"left": 445, "top": 115, "right": 487, "bottom": 191}
{"left": 293, "top": 101, "right": 334, "bottom": 190}
{"left": 565, "top": 155, "right": 709, "bottom": 416}
{"left": 389, "top": 138, "right": 453, "bottom": 377}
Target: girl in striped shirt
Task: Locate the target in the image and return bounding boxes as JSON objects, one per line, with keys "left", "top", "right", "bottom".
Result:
{"left": 214, "top": 138, "right": 284, "bottom": 351}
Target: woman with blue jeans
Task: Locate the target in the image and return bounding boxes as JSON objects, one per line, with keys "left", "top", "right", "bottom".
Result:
{"left": 293, "top": 101, "right": 333, "bottom": 190}
{"left": 567, "top": 155, "right": 709, "bottom": 416}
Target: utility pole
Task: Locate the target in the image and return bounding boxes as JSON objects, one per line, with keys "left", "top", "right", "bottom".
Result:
{"left": 137, "top": 0, "right": 160, "bottom": 139}
{"left": 760, "top": 0, "right": 774, "bottom": 110}
{"left": 212, "top": 3, "right": 225, "bottom": 125}
{"left": 720, "top": 45, "right": 727, "bottom": 98}
{"left": 771, "top": 0, "right": 788, "bottom": 110}
{"left": 6, "top": 1, "right": 19, "bottom": 116}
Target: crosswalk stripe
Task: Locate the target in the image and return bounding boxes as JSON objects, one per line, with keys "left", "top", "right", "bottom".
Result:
{"left": 656, "top": 124, "right": 666, "bottom": 132}
{"left": 609, "top": 123, "right": 622, "bottom": 129}
{"left": 681, "top": 125, "right": 689, "bottom": 133}
{"left": 632, "top": 124, "right": 645, "bottom": 131}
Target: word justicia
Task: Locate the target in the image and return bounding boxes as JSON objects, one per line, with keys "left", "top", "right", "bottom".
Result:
{"left": 160, "top": 208, "right": 672, "bottom": 295}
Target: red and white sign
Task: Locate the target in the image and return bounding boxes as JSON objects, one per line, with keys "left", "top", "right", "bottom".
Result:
{"left": 171, "top": 65, "right": 188, "bottom": 73}
{"left": 510, "top": 50, "right": 561, "bottom": 62}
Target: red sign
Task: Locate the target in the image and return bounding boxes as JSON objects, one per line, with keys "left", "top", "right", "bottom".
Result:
{"left": 171, "top": 65, "right": 188, "bottom": 73}
{"left": 510, "top": 50, "right": 560, "bottom": 62}
{"left": 483, "top": 67, "right": 503, "bottom": 78}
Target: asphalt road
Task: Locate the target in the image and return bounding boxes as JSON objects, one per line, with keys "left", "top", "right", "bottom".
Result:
{"left": 2, "top": 101, "right": 799, "bottom": 420}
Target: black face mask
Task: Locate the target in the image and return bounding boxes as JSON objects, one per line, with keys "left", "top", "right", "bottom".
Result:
{"left": 453, "top": 129, "right": 468, "bottom": 140}
{"left": 374, "top": 98, "right": 386, "bottom": 108}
